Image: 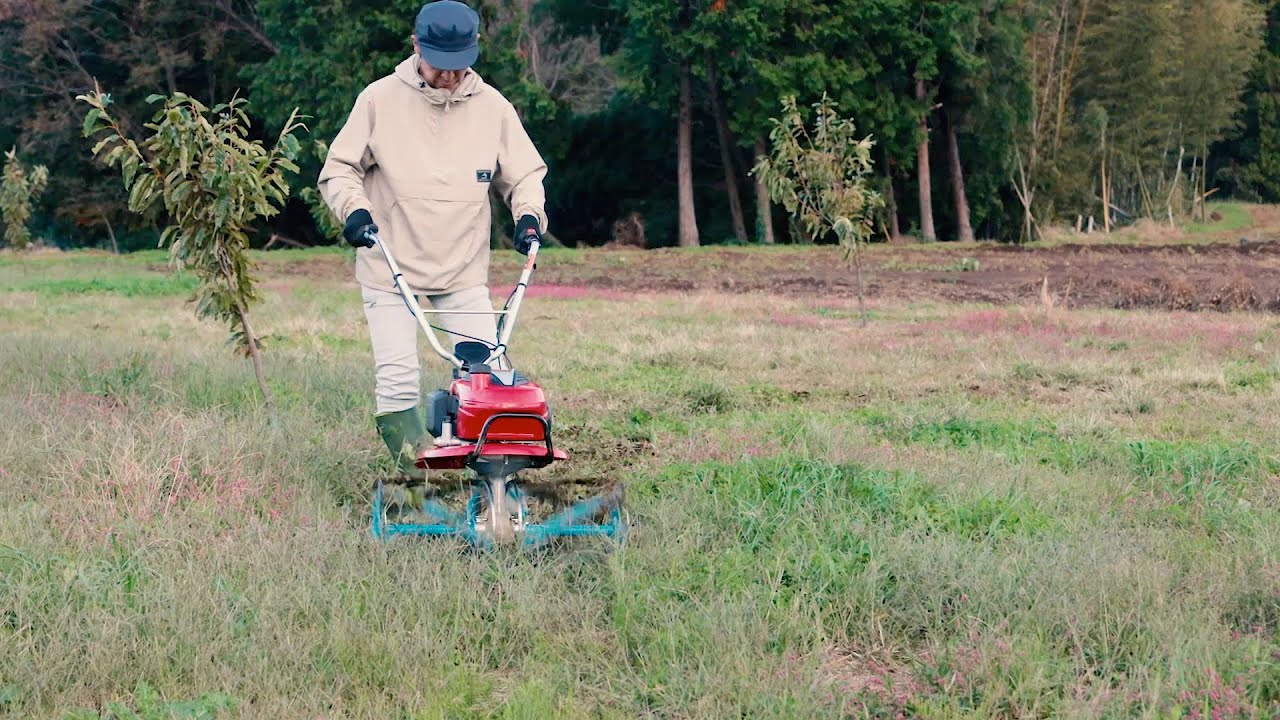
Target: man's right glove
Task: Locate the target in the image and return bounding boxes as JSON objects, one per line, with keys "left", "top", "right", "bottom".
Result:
{"left": 343, "top": 209, "right": 377, "bottom": 248}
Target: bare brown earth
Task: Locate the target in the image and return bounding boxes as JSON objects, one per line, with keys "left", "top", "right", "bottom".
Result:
{"left": 260, "top": 237, "right": 1280, "bottom": 312}
{"left": 484, "top": 240, "right": 1280, "bottom": 312}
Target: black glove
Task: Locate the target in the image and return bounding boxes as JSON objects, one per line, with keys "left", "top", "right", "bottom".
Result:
{"left": 343, "top": 209, "right": 377, "bottom": 248}
{"left": 513, "top": 214, "right": 541, "bottom": 255}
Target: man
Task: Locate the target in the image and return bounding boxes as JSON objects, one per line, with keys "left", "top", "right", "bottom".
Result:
{"left": 319, "top": 0, "right": 548, "bottom": 490}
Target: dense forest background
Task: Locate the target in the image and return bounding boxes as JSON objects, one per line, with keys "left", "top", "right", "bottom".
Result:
{"left": 1, "top": 0, "right": 1278, "bottom": 250}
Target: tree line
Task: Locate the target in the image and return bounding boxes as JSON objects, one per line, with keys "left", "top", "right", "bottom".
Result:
{"left": 1, "top": 0, "right": 1278, "bottom": 250}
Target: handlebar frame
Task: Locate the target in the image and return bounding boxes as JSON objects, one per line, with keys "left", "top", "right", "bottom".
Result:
{"left": 365, "top": 230, "right": 540, "bottom": 370}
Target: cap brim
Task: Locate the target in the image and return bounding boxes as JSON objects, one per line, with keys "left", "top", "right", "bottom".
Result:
{"left": 419, "top": 43, "right": 478, "bottom": 71}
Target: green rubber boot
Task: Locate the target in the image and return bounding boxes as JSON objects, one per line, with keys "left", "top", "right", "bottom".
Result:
{"left": 375, "top": 406, "right": 429, "bottom": 485}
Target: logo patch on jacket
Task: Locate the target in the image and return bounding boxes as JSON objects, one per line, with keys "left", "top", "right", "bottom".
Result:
{"left": 476, "top": 169, "right": 493, "bottom": 183}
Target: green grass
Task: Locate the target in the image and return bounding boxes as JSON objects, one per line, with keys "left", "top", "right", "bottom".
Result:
{"left": 63, "top": 682, "right": 234, "bottom": 720}
{"left": 1186, "top": 201, "right": 1256, "bottom": 235}
{"left": 0, "top": 248, "right": 169, "bottom": 267}
{"left": 16, "top": 274, "right": 198, "bottom": 297}
{"left": 1, "top": 249, "right": 1279, "bottom": 718}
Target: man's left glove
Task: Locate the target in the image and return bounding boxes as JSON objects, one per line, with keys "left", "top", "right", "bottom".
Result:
{"left": 513, "top": 215, "right": 541, "bottom": 255}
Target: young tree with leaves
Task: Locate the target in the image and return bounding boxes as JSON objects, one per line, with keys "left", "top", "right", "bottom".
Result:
{"left": 0, "top": 148, "right": 49, "bottom": 250}
{"left": 755, "top": 95, "right": 882, "bottom": 323}
{"left": 80, "top": 90, "right": 304, "bottom": 410}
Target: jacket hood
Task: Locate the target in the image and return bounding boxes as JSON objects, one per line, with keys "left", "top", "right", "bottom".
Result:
{"left": 394, "top": 55, "right": 484, "bottom": 107}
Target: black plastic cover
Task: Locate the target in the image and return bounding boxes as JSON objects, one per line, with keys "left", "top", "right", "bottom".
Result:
{"left": 423, "top": 389, "right": 454, "bottom": 438}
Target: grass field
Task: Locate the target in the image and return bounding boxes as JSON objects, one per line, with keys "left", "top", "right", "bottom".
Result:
{"left": 1, "top": 244, "right": 1279, "bottom": 719}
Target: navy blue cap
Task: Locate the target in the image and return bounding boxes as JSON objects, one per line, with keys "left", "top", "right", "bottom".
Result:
{"left": 415, "top": 1, "right": 480, "bottom": 71}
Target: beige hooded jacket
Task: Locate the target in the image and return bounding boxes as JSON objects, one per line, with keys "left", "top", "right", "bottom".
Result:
{"left": 319, "top": 56, "right": 548, "bottom": 294}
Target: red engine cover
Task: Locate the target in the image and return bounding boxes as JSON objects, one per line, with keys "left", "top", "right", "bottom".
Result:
{"left": 452, "top": 371, "right": 549, "bottom": 442}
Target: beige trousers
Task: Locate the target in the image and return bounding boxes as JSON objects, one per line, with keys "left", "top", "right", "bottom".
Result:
{"left": 361, "top": 284, "right": 497, "bottom": 414}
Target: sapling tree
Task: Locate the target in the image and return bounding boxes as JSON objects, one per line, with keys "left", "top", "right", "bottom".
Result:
{"left": 0, "top": 148, "right": 50, "bottom": 250}
{"left": 754, "top": 95, "right": 882, "bottom": 325}
{"left": 79, "top": 88, "right": 304, "bottom": 411}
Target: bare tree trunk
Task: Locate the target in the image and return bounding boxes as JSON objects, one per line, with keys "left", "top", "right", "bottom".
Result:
{"left": 916, "top": 78, "right": 937, "bottom": 242}
{"left": 853, "top": 246, "right": 868, "bottom": 327}
{"left": 884, "top": 159, "right": 903, "bottom": 243}
{"left": 944, "top": 110, "right": 974, "bottom": 242}
{"left": 754, "top": 137, "right": 775, "bottom": 244}
{"left": 1013, "top": 150, "right": 1037, "bottom": 243}
{"left": 706, "top": 61, "right": 747, "bottom": 242}
{"left": 521, "top": 0, "right": 541, "bottom": 84}
{"left": 235, "top": 303, "right": 275, "bottom": 413}
{"left": 102, "top": 211, "right": 119, "bottom": 254}
{"left": 677, "top": 63, "right": 700, "bottom": 248}
{"left": 832, "top": 223, "right": 869, "bottom": 326}
{"left": 163, "top": 57, "right": 177, "bottom": 95}
{"left": 1101, "top": 122, "right": 1111, "bottom": 233}
{"left": 212, "top": 0, "right": 278, "bottom": 55}
{"left": 1167, "top": 146, "right": 1185, "bottom": 226}
{"left": 1055, "top": 0, "right": 1094, "bottom": 151}
{"left": 1199, "top": 140, "right": 1209, "bottom": 222}
{"left": 1136, "top": 160, "right": 1155, "bottom": 219}
{"left": 220, "top": 257, "right": 274, "bottom": 412}
{"left": 887, "top": 189, "right": 903, "bottom": 242}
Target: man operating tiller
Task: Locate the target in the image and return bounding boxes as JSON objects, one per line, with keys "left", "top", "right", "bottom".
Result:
{"left": 318, "top": 0, "right": 548, "bottom": 500}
